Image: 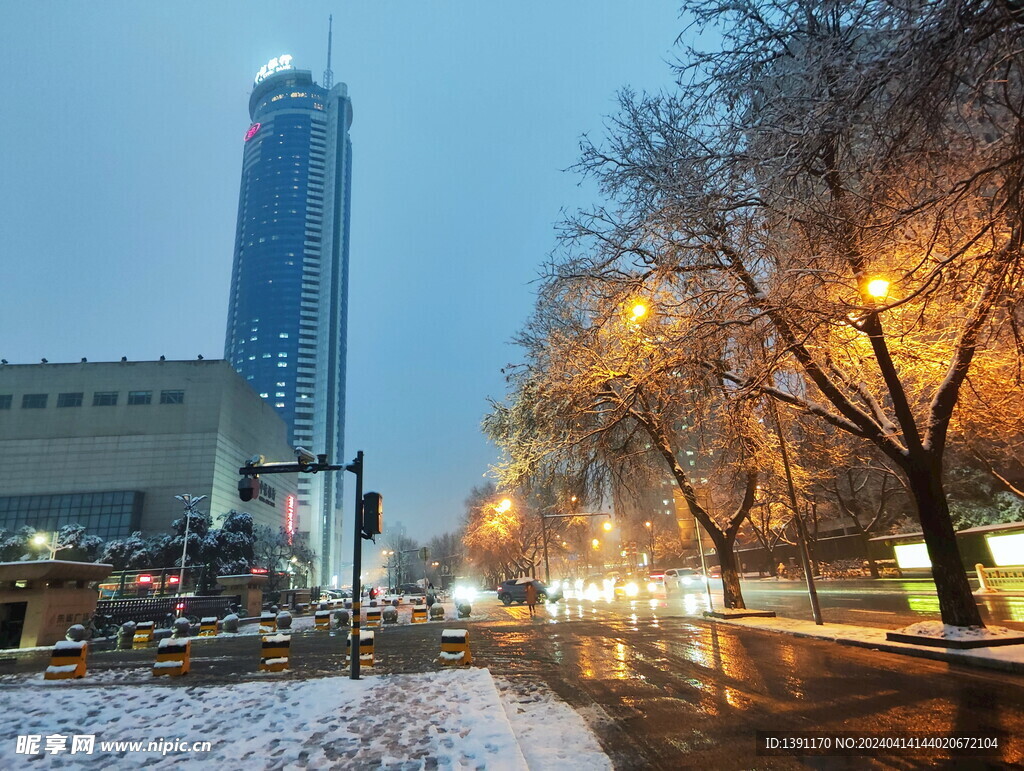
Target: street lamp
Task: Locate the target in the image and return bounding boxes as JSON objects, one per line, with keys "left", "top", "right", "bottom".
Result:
{"left": 865, "top": 278, "right": 890, "bottom": 300}
{"left": 32, "top": 532, "right": 60, "bottom": 560}
{"left": 173, "top": 494, "right": 208, "bottom": 594}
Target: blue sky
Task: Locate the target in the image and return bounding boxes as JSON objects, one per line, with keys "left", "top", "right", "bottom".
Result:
{"left": 0, "top": 2, "right": 691, "bottom": 539}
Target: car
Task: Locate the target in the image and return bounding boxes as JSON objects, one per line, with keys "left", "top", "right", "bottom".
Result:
{"left": 612, "top": 573, "right": 662, "bottom": 599}
{"left": 663, "top": 568, "right": 707, "bottom": 593}
{"left": 496, "top": 578, "right": 563, "bottom": 606}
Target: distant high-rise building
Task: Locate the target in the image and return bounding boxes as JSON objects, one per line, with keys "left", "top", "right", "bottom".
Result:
{"left": 224, "top": 54, "right": 353, "bottom": 584}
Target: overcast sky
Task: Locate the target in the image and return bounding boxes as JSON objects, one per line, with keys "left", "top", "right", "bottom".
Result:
{"left": 0, "top": 2, "right": 693, "bottom": 541}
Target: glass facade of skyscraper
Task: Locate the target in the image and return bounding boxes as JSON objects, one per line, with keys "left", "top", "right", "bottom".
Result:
{"left": 225, "top": 62, "right": 353, "bottom": 583}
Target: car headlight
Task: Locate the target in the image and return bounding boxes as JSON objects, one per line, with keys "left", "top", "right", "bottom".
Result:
{"left": 625, "top": 582, "right": 639, "bottom": 597}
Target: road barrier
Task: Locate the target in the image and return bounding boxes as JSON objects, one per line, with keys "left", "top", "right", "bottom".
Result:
{"left": 977, "top": 563, "right": 1024, "bottom": 592}
{"left": 260, "top": 633, "right": 291, "bottom": 672}
{"left": 438, "top": 629, "right": 472, "bottom": 666}
{"left": 133, "top": 621, "right": 155, "bottom": 649}
{"left": 199, "top": 617, "right": 218, "bottom": 637}
{"left": 259, "top": 611, "right": 277, "bottom": 634}
{"left": 44, "top": 640, "right": 88, "bottom": 680}
{"left": 153, "top": 638, "right": 190, "bottom": 677}
{"left": 314, "top": 610, "right": 332, "bottom": 630}
{"left": 366, "top": 607, "right": 382, "bottom": 628}
{"left": 411, "top": 603, "right": 428, "bottom": 623}
{"left": 345, "top": 630, "right": 374, "bottom": 667}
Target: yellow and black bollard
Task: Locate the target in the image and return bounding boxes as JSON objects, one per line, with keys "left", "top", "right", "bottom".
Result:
{"left": 153, "top": 638, "right": 191, "bottom": 677}
{"left": 199, "top": 617, "right": 218, "bottom": 637}
{"left": 133, "top": 621, "right": 155, "bottom": 649}
{"left": 259, "top": 611, "right": 277, "bottom": 634}
{"left": 44, "top": 640, "right": 88, "bottom": 680}
{"left": 438, "top": 628, "right": 472, "bottom": 666}
{"left": 411, "top": 603, "right": 428, "bottom": 624}
{"left": 259, "top": 632, "right": 291, "bottom": 672}
{"left": 345, "top": 630, "right": 374, "bottom": 667}
{"left": 314, "top": 609, "right": 331, "bottom": 631}
{"left": 365, "top": 606, "right": 382, "bottom": 628}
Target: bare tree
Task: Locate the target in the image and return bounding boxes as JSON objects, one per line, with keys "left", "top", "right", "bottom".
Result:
{"left": 559, "top": 0, "right": 1023, "bottom": 627}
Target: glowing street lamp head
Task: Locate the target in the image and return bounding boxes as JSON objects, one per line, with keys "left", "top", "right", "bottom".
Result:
{"left": 496, "top": 498, "right": 512, "bottom": 513}
{"left": 602, "top": 521, "right": 613, "bottom": 532}
{"left": 33, "top": 533, "right": 48, "bottom": 546}
{"left": 865, "top": 278, "right": 890, "bottom": 300}
{"left": 630, "top": 303, "right": 648, "bottom": 320}
{"left": 591, "top": 538, "right": 600, "bottom": 549}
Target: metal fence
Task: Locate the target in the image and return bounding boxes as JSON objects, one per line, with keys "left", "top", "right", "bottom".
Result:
{"left": 95, "top": 595, "right": 241, "bottom": 626}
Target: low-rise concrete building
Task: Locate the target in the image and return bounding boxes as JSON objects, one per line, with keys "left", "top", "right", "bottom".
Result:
{"left": 0, "top": 359, "right": 298, "bottom": 542}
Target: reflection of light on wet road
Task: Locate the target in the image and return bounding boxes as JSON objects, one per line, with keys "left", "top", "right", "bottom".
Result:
{"left": 907, "top": 595, "right": 942, "bottom": 614}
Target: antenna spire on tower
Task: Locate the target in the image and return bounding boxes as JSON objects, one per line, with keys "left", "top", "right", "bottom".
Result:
{"left": 323, "top": 14, "right": 334, "bottom": 90}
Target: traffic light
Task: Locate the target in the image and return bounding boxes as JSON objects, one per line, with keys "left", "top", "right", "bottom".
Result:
{"left": 238, "top": 476, "right": 260, "bottom": 502}
{"left": 419, "top": 546, "right": 429, "bottom": 562}
{"left": 362, "top": 492, "right": 383, "bottom": 538}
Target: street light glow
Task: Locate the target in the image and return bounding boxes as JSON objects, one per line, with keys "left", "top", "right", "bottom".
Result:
{"left": 631, "top": 303, "right": 647, "bottom": 320}
{"left": 866, "top": 278, "right": 890, "bottom": 300}
{"left": 33, "top": 533, "right": 48, "bottom": 546}
{"left": 496, "top": 498, "right": 512, "bottom": 513}
{"left": 602, "top": 521, "right": 613, "bottom": 532}
{"left": 591, "top": 538, "right": 600, "bottom": 549}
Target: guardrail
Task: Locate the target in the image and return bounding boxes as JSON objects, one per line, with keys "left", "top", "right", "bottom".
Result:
{"left": 976, "top": 563, "right": 1024, "bottom": 592}
{"left": 96, "top": 595, "right": 241, "bottom": 626}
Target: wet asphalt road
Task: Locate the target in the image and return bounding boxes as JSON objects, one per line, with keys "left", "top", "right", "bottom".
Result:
{"left": 720, "top": 579, "right": 1024, "bottom": 632}
{"left": 3, "top": 596, "right": 1023, "bottom": 770}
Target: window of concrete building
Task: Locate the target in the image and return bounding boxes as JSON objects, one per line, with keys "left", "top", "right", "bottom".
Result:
{"left": 21, "top": 394, "right": 47, "bottom": 409}
{"left": 0, "top": 490, "right": 142, "bottom": 540}
{"left": 92, "top": 392, "right": 118, "bottom": 407}
{"left": 57, "top": 392, "right": 83, "bottom": 408}
{"left": 127, "top": 391, "right": 152, "bottom": 405}
{"left": 0, "top": 395, "right": 11, "bottom": 409}
{"left": 160, "top": 390, "right": 184, "bottom": 404}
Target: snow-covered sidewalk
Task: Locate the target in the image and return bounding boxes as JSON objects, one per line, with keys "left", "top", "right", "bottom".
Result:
{"left": 0, "top": 667, "right": 611, "bottom": 769}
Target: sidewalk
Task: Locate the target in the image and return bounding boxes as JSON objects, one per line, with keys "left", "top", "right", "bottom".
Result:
{"left": 705, "top": 613, "right": 1024, "bottom": 674}
{"left": 0, "top": 666, "right": 612, "bottom": 769}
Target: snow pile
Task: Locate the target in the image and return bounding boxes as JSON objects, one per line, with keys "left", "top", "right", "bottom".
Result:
{"left": 496, "top": 677, "right": 612, "bottom": 770}
{"left": 892, "top": 621, "right": 1020, "bottom": 640}
{"left": 0, "top": 668, "right": 612, "bottom": 768}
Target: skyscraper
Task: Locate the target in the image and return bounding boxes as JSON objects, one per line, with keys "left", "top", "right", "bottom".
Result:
{"left": 224, "top": 53, "right": 353, "bottom": 584}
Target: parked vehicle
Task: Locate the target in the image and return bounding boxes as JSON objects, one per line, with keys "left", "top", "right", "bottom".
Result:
{"left": 496, "top": 578, "right": 563, "bottom": 606}
{"left": 663, "top": 568, "right": 707, "bottom": 594}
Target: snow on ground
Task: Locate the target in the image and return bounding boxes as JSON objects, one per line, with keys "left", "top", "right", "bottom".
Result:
{"left": 0, "top": 667, "right": 611, "bottom": 769}
{"left": 891, "top": 620, "right": 1019, "bottom": 640}
{"left": 495, "top": 678, "right": 611, "bottom": 771}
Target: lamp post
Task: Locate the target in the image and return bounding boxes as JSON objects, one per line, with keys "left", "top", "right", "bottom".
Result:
{"left": 173, "top": 494, "right": 207, "bottom": 595}
{"left": 32, "top": 532, "right": 60, "bottom": 561}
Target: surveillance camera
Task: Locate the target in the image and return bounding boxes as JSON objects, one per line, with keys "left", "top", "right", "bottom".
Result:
{"left": 295, "top": 446, "right": 317, "bottom": 466}
{"left": 248, "top": 454, "right": 265, "bottom": 467}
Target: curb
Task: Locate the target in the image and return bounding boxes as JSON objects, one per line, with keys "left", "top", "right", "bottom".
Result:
{"left": 703, "top": 616, "right": 1024, "bottom": 675}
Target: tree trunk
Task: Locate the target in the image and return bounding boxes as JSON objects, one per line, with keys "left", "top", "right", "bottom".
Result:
{"left": 709, "top": 530, "right": 746, "bottom": 609}
{"left": 906, "top": 462, "right": 984, "bottom": 627}
{"left": 858, "top": 530, "right": 881, "bottom": 578}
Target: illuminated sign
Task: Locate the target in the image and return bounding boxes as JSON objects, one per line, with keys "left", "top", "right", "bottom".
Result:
{"left": 254, "top": 55, "right": 294, "bottom": 84}
{"left": 251, "top": 567, "right": 269, "bottom": 574}
{"left": 168, "top": 575, "right": 180, "bottom": 584}
{"left": 286, "top": 494, "right": 296, "bottom": 545}
{"left": 137, "top": 574, "right": 152, "bottom": 584}
{"left": 244, "top": 122, "right": 261, "bottom": 142}
{"left": 893, "top": 542, "right": 931, "bottom": 569}
{"left": 987, "top": 533, "right": 1024, "bottom": 567}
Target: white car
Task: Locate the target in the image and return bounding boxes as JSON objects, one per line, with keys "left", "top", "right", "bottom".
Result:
{"left": 663, "top": 568, "right": 707, "bottom": 593}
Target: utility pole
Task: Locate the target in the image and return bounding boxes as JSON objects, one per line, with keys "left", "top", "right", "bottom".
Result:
{"left": 768, "top": 400, "right": 823, "bottom": 625}
{"left": 346, "top": 451, "right": 364, "bottom": 679}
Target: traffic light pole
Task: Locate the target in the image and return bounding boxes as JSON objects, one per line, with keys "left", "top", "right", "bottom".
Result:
{"left": 346, "top": 451, "right": 364, "bottom": 679}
